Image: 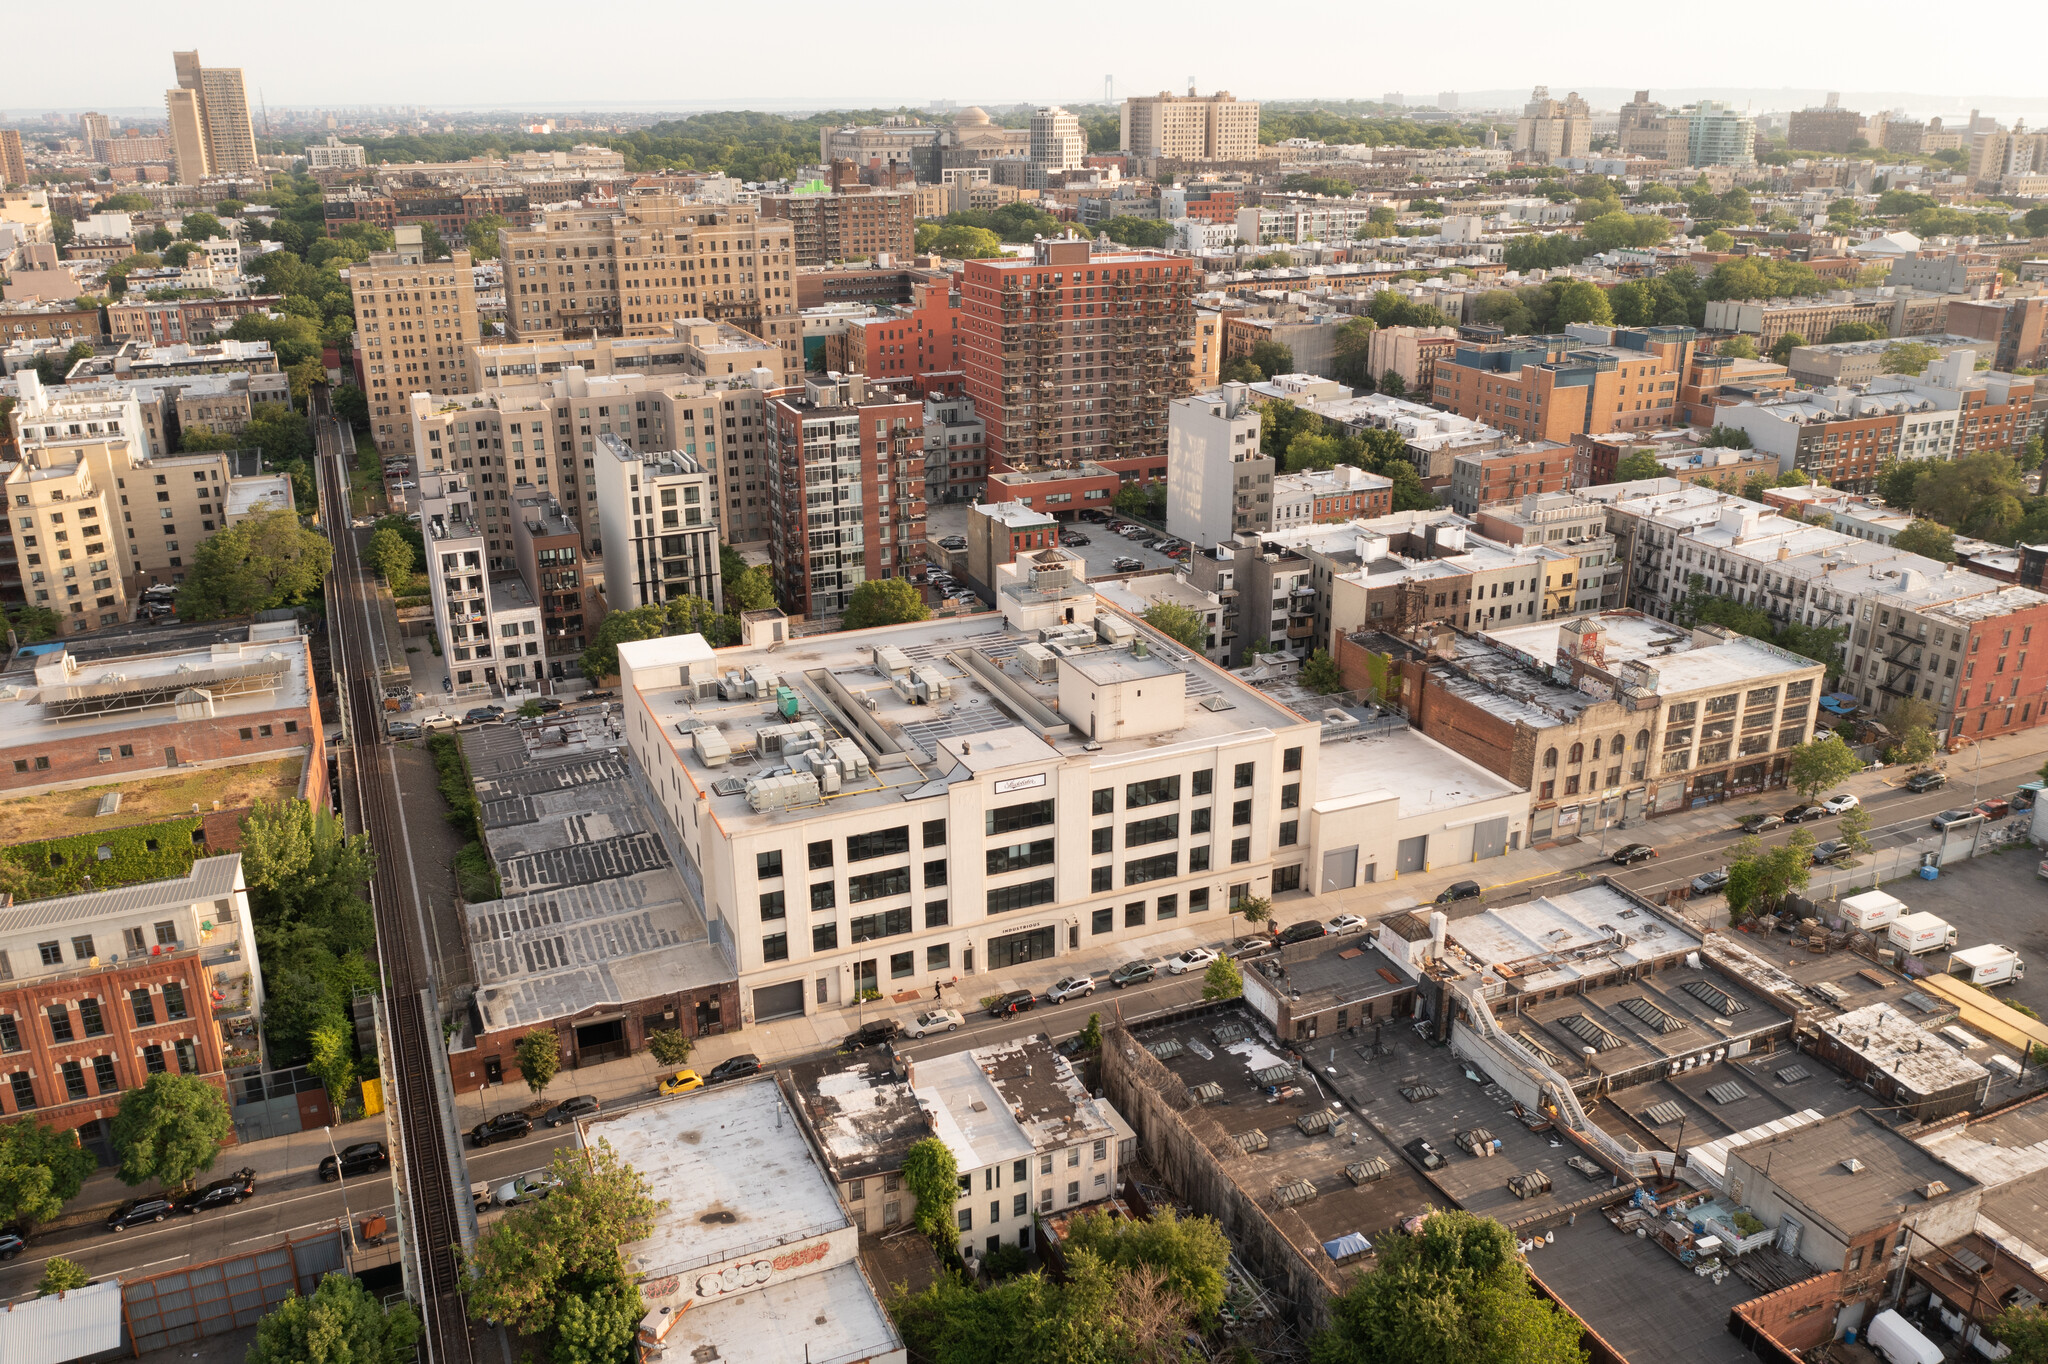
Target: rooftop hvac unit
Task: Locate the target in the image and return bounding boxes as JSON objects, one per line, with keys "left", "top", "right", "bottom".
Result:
{"left": 828, "top": 738, "right": 871, "bottom": 781}
{"left": 818, "top": 760, "right": 842, "bottom": 795}
{"left": 1016, "top": 643, "right": 1059, "bottom": 680}
{"left": 872, "top": 645, "right": 913, "bottom": 677}
{"left": 757, "top": 720, "right": 824, "bottom": 757}
{"left": 913, "top": 666, "right": 951, "bottom": 703}
{"left": 717, "top": 672, "right": 758, "bottom": 701}
{"left": 893, "top": 672, "right": 928, "bottom": 704}
{"left": 745, "top": 771, "right": 820, "bottom": 812}
{"left": 693, "top": 726, "right": 731, "bottom": 768}
{"left": 747, "top": 666, "right": 780, "bottom": 695}
{"left": 1041, "top": 625, "right": 1095, "bottom": 650}
{"left": 1096, "top": 613, "right": 1135, "bottom": 645}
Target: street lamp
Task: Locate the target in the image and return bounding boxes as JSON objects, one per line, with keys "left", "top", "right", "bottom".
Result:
{"left": 324, "top": 1125, "right": 357, "bottom": 1254}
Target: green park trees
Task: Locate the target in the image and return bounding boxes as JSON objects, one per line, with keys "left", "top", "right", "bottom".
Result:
{"left": 177, "top": 509, "right": 333, "bottom": 621}
{"left": 249, "top": 1275, "right": 420, "bottom": 1364}
{"left": 915, "top": 223, "right": 1005, "bottom": 259}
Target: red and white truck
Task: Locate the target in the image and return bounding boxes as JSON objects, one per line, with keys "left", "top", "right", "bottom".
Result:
{"left": 1948, "top": 944, "right": 2026, "bottom": 987}
{"left": 1888, "top": 912, "right": 1958, "bottom": 957}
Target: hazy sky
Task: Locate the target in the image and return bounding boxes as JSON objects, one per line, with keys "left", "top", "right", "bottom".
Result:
{"left": 5, "top": 0, "right": 2029, "bottom": 116}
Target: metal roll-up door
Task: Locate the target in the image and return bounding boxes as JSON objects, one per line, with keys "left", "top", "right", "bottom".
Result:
{"left": 1321, "top": 847, "right": 1358, "bottom": 894}
{"left": 1396, "top": 834, "right": 1428, "bottom": 874}
{"left": 1472, "top": 817, "right": 1509, "bottom": 861}
{"left": 751, "top": 979, "right": 805, "bottom": 1022}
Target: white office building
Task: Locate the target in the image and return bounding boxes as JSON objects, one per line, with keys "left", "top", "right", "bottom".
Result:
{"left": 592, "top": 433, "right": 720, "bottom": 611}
{"left": 1166, "top": 385, "right": 1266, "bottom": 549}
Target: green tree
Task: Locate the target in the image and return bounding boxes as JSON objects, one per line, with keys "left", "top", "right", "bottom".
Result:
{"left": 1469, "top": 288, "right": 1534, "bottom": 336}
{"left": 1235, "top": 893, "right": 1274, "bottom": 940}
{"left": 1703, "top": 425, "right": 1753, "bottom": 449}
{"left": 516, "top": 1029, "right": 561, "bottom": 1096}
{"left": 465, "top": 213, "right": 508, "bottom": 260}
{"left": 1724, "top": 831, "right": 1814, "bottom": 919}
{"left": 2, "top": 602, "right": 61, "bottom": 644}
{"left": 37, "top": 1258, "right": 90, "bottom": 1297}
{"left": 1613, "top": 449, "right": 1665, "bottom": 482}
{"left": 1892, "top": 519, "right": 1957, "bottom": 562}
{"left": 1077, "top": 1012, "right": 1103, "bottom": 1052}
{"left": 1769, "top": 331, "right": 1808, "bottom": 365}
{"left": 1717, "top": 334, "right": 1759, "bottom": 360}
{"left": 1702, "top": 230, "right": 1735, "bottom": 252}
{"left": 307, "top": 1021, "right": 355, "bottom": 1110}
{"left": 646, "top": 1029, "right": 693, "bottom": 1067}
{"left": 110, "top": 1072, "right": 233, "bottom": 1190}
{"left": 1837, "top": 804, "right": 1874, "bottom": 858}
{"left": 842, "top": 577, "right": 932, "bottom": 631}
{"left": 248, "top": 1273, "right": 421, "bottom": 1364}
{"left": 1219, "top": 355, "right": 1264, "bottom": 384}
{"left": 1201, "top": 955, "right": 1243, "bottom": 1001}
{"left": 914, "top": 223, "right": 1005, "bottom": 259}
{"left": 417, "top": 223, "right": 451, "bottom": 261}
{"left": 1142, "top": 601, "right": 1208, "bottom": 652}
{"left": 1582, "top": 210, "right": 1671, "bottom": 252}
{"left": 1788, "top": 734, "right": 1862, "bottom": 801}
{"left": 902, "top": 1136, "right": 960, "bottom": 1246}
{"left": 1248, "top": 339, "right": 1295, "bottom": 378}
{"left": 1301, "top": 648, "right": 1344, "bottom": 693}
{"left": 1379, "top": 369, "right": 1408, "bottom": 398}
{"left": 1309, "top": 1209, "right": 1587, "bottom": 1364}
{"left": 1059, "top": 1206, "right": 1232, "bottom": 1322}
{"left": 1823, "top": 321, "right": 1888, "bottom": 344}
{"left": 1881, "top": 341, "right": 1942, "bottom": 375}
{"left": 550, "top": 1280, "right": 645, "bottom": 1364}
{"left": 1330, "top": 316, "right": 1377, "bottom": 388}
{"left": 180, "top": 212, "right": 227, "bottom": 241}
{"left": 364, "top": 526, "right": 415, "bottom": 591}
{"left": 177, "top": 508, "right": 333, "bottom": 621}
{"left": 1542, "top": 278, "right": 1613, "bottom": 327}
{"left": 0, "top": 1122, "right": 97, "bottom": 1229}
{"left": 1914, "top": 451, "right": 2024, "bottom": 528}
{"left": 579, "top": 604, "right": 667, "bottom": 681}
{"left": 1098, "top": 217, "right": 1174, "bottom": 249}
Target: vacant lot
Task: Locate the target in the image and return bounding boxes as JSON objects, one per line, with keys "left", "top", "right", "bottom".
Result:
{"left": 0, "top": 756, "right": 306, "bottom": 842}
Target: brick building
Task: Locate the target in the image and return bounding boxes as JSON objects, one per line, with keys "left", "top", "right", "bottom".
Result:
{"left": 1446, "top": 442, "right": 1574, "bottom": 516}
{"left": 348, "top": 225, "right": 479, "bottom": 468}
{"left": 1430, "top": 327, "right": 1693, "bottom": 445}
{"left": 106, "top": 295, "right": 282, "bottom": 346}
{"left": 761, "top": 188, "right": 918, "bottom": 268}
{"left": 847, "top": 278, "right": 965, "bottom": 383}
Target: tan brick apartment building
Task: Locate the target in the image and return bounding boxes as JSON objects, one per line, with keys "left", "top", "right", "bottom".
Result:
{"left": 959, "top": 238, "right": 1198, "bottom": 470}
{"left": 107, "top": 296, "right": 281, "bottom": 346}
{"left": 1446, "top": 442, "right": 1575, "bottom": 516}
{"left": 349, "top": 225, "right": 479, "bottom": 466}
{"left": 1431, "top": 327, "right": 1693, "bottom": 445}
{"left": 1119, "top": 90, "right": 1261, "bottom": 161}
{"left": 760, "top": 188, "right": 917, "bottom": 268}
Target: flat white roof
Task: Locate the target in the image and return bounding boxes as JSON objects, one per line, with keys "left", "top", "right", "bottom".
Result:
{"left": 1314, "top": 720, "right": 1521, "bottom": 818}
{"left": 581, "top": 1076, "right": 849, "bottom": 1279}
{"left": 1484, "top": 613, "right": 1819, "bottom": 694}
{"left": 1442, "top": 883, "right": 1703, "bottom": 993}
{"left": 651, "top": 1262, "right": 901, "bottom": 1364}
{"left": 909, "top": 1047, "right": 1036, "bottom": 1173}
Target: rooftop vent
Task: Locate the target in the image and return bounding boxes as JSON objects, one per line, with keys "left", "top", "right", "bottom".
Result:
{"left": 1841, "top": 1157, "right": 1865, "bottom": 1174}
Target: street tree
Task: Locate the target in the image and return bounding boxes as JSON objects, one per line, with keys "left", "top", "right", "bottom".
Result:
{"left": 1892, "top": 520, "right": 1957, "bottom": 562}
{"left": 110, "top": 1072, "right": 233, "bottom": 1190}
{"left": 0, "top": 1121, "right": 97, "bottom": 1229}
{"left": 841, "top": 578, "right": 931, "bottom": 631}
{"left": 578, "top": 605, "right": 667, "bottom": 681}
{"left": 1837, "top": 805, "right": 1874, "bottom": 858}
{"left": 901, "top": 1136, "right": 960, "bottom": 1246}
{"left": 1613, "top": 449, "right": 1665, "bottom": 482}
{"left": 37, "top": 1258, "right": 90, "bottom": 1297}
{"left": 1789, "top": 735, "right": 1863, "bottom": 801}
{"left": 248, "top": 1273, "right": 420, "bottom": 1364}
{"left": 1142, "top": 601, "right": 1208, "bottom": 652}
{"left": 725, "top": 563, "right": 776, "bottom": 613}
{"left": 364, "top": 526, "right": 415, "bottom": 592}
{"left": 1724, "top": 831, "right": 1815, "bottom": 919}
{"left": 177, "top": 509, "right": 333, "bottom": 621}
{"left": 1233, "top": 893, "right": 1273, "bottom": 941}
{"left": 1996, "top": 1304, "right": 2048, "bottom": 1364}
{"left": 1331, "top": 316, "right": 1377, "bottom": 388}
{"left": 1201, "top": 955, "right": 1243, "bottom": 1001}
{"left": 646, "top": 1029, "right": 692, "bottom": 1067}
{"left": 516, "top": 1029, "right": 561, "bottom": 1096}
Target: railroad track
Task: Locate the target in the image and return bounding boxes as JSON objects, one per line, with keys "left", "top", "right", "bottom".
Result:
{"left": 310, "top": 388, "right": 474, "bottom": 1364}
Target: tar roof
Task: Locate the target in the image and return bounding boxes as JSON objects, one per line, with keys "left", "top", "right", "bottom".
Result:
{"left": 788, "top": 1054, "right": 930, "bottom": 1182}
{"left": 1819, "top": 1001, "right": 1992, "bottom": 1093}
{"left": 1731, "top": 1107, "right": 1977, "bottom": 1237}
{"left": 587, "top": 1075, "right": 850, "bottom": 1279}
{"left": 1243, "top": 937, "right": 1412, "bottom": 1011}
{"left": 1483, "top": 612, "right": 1820, "bottom": 695}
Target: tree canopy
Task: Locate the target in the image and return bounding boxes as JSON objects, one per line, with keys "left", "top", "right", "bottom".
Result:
{"left": 0, "top": 1122, "right": 97, "bottom": 1228}
{"left": 110, "top": 1072, "right": 233, "bottom": 1190}
{"left": 915, "top": 223, "right": 1006, "bottom": 259}
{"left": 1141, "top": 601, "right": 1208, "bottom": 652}
{"left": 248, "top": 1274, "right": 421, "bottom": 1364}
{"left": 177, "top": 508, "right": 332, "bottom": 621}
{"left": 1613, "top": 450, "right": 1666, "bottom": 482}
{"left": 843, "top": 577, "right": 933, "bottom": 631}
{"left": 1788, "top": 734, "right": 1862, "bottom": 801}
{"left": 1892, "top": 519, "right": 1957, "bottom": 562}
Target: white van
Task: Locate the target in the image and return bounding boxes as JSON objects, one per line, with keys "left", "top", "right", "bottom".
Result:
{"left": 1864, "top": 1310, "right": 1943, "bottom": 1364}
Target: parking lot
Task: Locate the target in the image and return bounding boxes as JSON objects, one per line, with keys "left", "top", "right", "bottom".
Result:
{"left": 920, "top": 501, "right": 1191, "bottom": 588}
{"left": 1854, "top": 844, "right": 2048, "bottom": 1015}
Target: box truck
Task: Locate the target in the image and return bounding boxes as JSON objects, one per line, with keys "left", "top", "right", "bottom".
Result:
{"left": 1840, "top": 889, "right": 1904, "bottom": 932}
{"left": 1888, "top": 912, "right": 1957, "bottom": 956}
{"left": 1948, "top": 944, "right": 2025, "bottom": 987}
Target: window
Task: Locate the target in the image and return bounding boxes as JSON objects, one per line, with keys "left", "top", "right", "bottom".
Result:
{"left": 1273, "top": 864, "right": 1302, "bottom": 892}
{"left": 958, "top": 1208, "right": 973, "bottom": 1232}
{"left": 1232, "top": 799, "right": 1252, "bottom": 827}
{"left": 988, "top": 878, "right": 1056, "bottom": 915}
{"left": 812, "top": 923, "right": 839, "bottom": 952}
{"left": 61, "top": 1060, "right": 87, "bottom": 1101}
{"left": 9, "top": 1072, "right": 32, "bottom": 1110}
{"left": 1279, "top": 821, "right": 1298, "bottom": 847}
{"left": 1013, "top": 1193, "right": 1029, "bottom": 1219}
{"left": 1124, "top": 815, "right": 1179, "bottom": 847}
{"left": 1190, "top": 846, "right": 1211, "bottom": 872}
{"left": 1231, "top": 837, "right": 1251, "bottom": 864}
{"left": 923, "top": 819, "right": 947, "bottom": 847}
{"left": 71, "top": 935, "right": 95, "bottom": 961}
{"left": 92, "top": 1056, "right": 116, "bottom": 1093}
{"left": 850, "top": 907, "right": 912, "bottom": 942}
{"left": 1091, "top": 788, "right": 1114, "bottom": 815}
{"left": 1192, "top": 768, "right": 1213, "bottom": 796}
{"left": 756, "top": 850, "right": 783, "bottom": 879}
{"left": 987, "top": 839, "right": 1055, "bottom": 875}
{"left": 155, "top": 921, "right": 177, "bottom": 946}
{"left": 46, "top": 1003, "right": 71, "bottom": 1042}
{"left": 986, "top": 799, "right": 1055, "bottom": 836}
{"left": 890, "top": 951, "right": 914, "bottom": 980}
{"left": 808, "top": 839, "right": 834, "bottom": 870}
{"left": 0, "top": 1015, "right": 17, "bottom": 1052}
{"left": 848, "top": 867, "right": 911, "bottom": 902}
{"left": 1281, "top": 783, "right": 1300, "bottom": 810}
{"left": 1092, "top": 827, "right": 1113, "bottom": 855}
{"left": 174, "top": 1038, "right": 198, "bottom": 1074}
{"left": 762, "top": 933, "right": 789, "bottom": 962}
{"left": 1189, "top": 887, "right": 1210, "bottom": 914}
{"left": 924, "top": 858, "right": 948, "bottom": 887}
{"left": 810, "top": 883, "right": 837, "bottom": 912}
{"left": 1124, "top": 776, "right": 1180, "bottom": 808}
{"left": 38, "top": 941, "right": 61, "bottom": 967}
{"left": 131, "top": 988, "right": 156, "bottom": 1026}
{"left": 1191, "top": 807, "right": 1212, "bottom": 834}
{"left": 760, "top": 890, "right": 786, "bottom": 921}
{"left": 847, "top": 827, "right": 909, "bottom": 862}
{"left": 78, "top": 998, "right": 105, "bottom": 1038}
{"left": 1125, "top": 853, "right": 1178, "bottom": 884}
{"left": 1092, "top": 866, "right": 1113, "bottom": 892}
{"left": 162, "top": 981, "right": 187, "bottom": 1020}
{"left": 1067, "top": 1181, "right": 1080, "bottom": 1205}
{"left": 1234, "top": 761, "right": 1255, "bottom": 789}
{"left": 1092, "top": 907, "right": 1113, "bottom": 934}
{"left": 1125, "top": 901, "right": 1146, "bottom": 927}
{"left": 1156, "top": 893, "right": 1179, "bottom": 919}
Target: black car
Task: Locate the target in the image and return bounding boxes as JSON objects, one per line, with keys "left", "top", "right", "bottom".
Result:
{"left": 1275, "top": 920, "right": 1327, "bottom": 946}
{"left": 1062, "top": 533, "right": 1091, "bottom": 546}
{"left": 987, "top": 989, "right": 1036, "bottom": 1017}
{"left": 541, "top": 1095, "right": 601, "bottom": 1126}
{"left": 469, "top": 1111, "right": 534, "bottom": 1148}
{"left": 1609, "top": 843, "right": 1657, "bottom": 866}
{"left": 530, "top": 698, "right": 563, "bottom": 714}
{"left": 840, "top": 1019, "right": 901, "bottom": 1052}
{"left": 1812, "top": 840, "right": 1852, "bottom": 865}
{"left": 0, "top": 1233, "right": 21, "bottom": 1261}
{"left": 1906, "top": 770, "right": 1948, "bottom": 793}
{"left": 319, "top": 1142, "right": 390, "bottom": 1182}
{"left": 176, "top": 1168, "right": 255, "bottom": 1214}
{"left": 577, "top": 690, "right": 616, "bottom": 703}
{"left": 1740, "top": 812, "right": 1785, "bottom": 834}
{"left": 1783, "top": 804, "right": 1828, "bottom": 823}
{"left": 464, "top": 705, "right": 505, "bottom": 724}
{"left": 1403, "top": 1138, "right": 1445, "bottom": 1172}
{"left": 107, "top": 1196, "right": 175, "bottom": 1230}
{"left": 1434, "top": 880, "right": 1482, "bottom": 905}
{"left": 705, "top": 1055, "right": 762, "bottom": 1086}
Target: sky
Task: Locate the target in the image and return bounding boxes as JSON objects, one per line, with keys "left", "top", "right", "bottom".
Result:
{"left": 6, "top": 0, "right": 2037, "bottom": 119}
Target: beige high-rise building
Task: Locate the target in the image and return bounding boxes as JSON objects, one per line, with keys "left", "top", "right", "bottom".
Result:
{"left": 166, "top": 50, "right": 258, "bottom": 184}
{"left": 1028, "top": 105, "right": 1085, "bottom": 186}
{"left": 78, "top": 114, "right": 110, "bottom": 162}
{"left": 499, "top": 188, "right": 801, "bottom": 374}
{"left": 1513, "top": 86, "right": 1592, "bottom": 160}
{"left": 1, "top": 129, "right": 29, "bottom": 187}
{"left": 351, "top": 225, "right": 479, "bottom": 465}
{"left": 1120, "top": 88, "right": 1260, "bottom": 162}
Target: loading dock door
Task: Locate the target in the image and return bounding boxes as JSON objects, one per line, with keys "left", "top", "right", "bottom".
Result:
{"left": 1473, "top": 817, "right": 1509, "bottom": 862}
{"left": 752, "top": 980, "right": 805, "bottom": 1023}
{"left": 1321, "top": 847, "right": 1358, "bottom": 894}
{"left": 1396, "top": 835, "right": 1428, "bottom": 875}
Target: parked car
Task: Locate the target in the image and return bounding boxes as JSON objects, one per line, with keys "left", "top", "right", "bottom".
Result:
{"left": 1822, "top": 793, "right": 1861, "bottom": 814}
{"left": 705, "top": 1055, "right": 762, "bottom": 1085}
{"left": 1080, "top": 510, "right": 1107, "bottom": 523}
{"left": 1403, "top": 1138, "right": 1446, "bottom": 1172}
{"left": 0, "top": 1233, "right": 21, "bottom": 1260}
{"left": 1905, "top": 770, "right": 1949, "bottom": 793}
{"left": 1047, "top": 975, "right": 1096, "bottom": 1002}
{"left": 839, "top": 1019, "right": 901, "bottom": 1052}
{"left": 1782, "top": 804, "right": 1828, "bottom": 823}
{"left": 1276, "top": 920, "right": 1327, "bottom": 946}
{"left": 391, "top": 480, "right": 417, "bottom": 491}
{"left": 495, "top": 1173, "right": 563, "bottom": 1206}
{"left": 1977, "top": 798, "right": 2013, "bottom": 820}
{"left": 107, "top": 1197, "right": 174, "bottom": 1230}
{"left": 1690, "top": 869, "right": 1731, "bottom": 894}
{"left": 1434, "top": 880, "right": 1482, "bottom": 905}
{"left": 1325, "top": 914, "right": 1367, "bottom": 936}
{"left": 386, "top": 720, "right": 422, "bottom": 740}
{"left": 987, "top": 989, "right": 1036, "bottom": 1017}
{"left": 1812, "top": 840, "right": 1852, "bottom": 865}
{"left": 1062, "top": 533, "right": 1091, "bottom": 546}
{"left": 1932, "top": 808, "right": 1984, "bottom": 830}
{"left": 936, "top": 535, "right": 967, "bottom": 550}
{"left": 176, "top": 1168, "right": 256, "bottom": 1214}
{"left": 657, "top": 1069, "right": 704, "bottom": 1096}
{"left": 531, "top": 698, "right": 563, "bottom": 714}
{"left": 1109, "top": 960, "right": 1156, "bottom": 988}
{"left": 1740, "top": 812, "right": 1785, "bottom": 834}
{"left": 1112, "top": 557, "right": 1143, "bottom": 572}
{"left": 470, "top": 1112, "right": 533, "bottom": 1148}
{"left": 905, "top": 1008, "right": 965, "bottom": 1037}
{"left": 464, "top": 705, "right": 505, "bottom": 724}
{"left": 1167, "top": 947, "right": 1219, "bottom": 975}
{"left": 577, "top": 690, "right": 616, "bottom": 703}
{"left": 319, "top": 1142, "right": 389, "bottom": 1182}
{"left": 419, "top": 713, "right": 458, "bottom": 732}
{"left": 1226, "top": 937, "right": 1277, "bottom": 961}
{"left": 541, "top": 1095, "right": 601, "bottom": 1126}
{"left": 1608, "top": 843, "right": 1657, "bottom": 866}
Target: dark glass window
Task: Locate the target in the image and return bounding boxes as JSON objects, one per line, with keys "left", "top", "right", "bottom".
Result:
{"left": 757, "top": 850, "right": 784, "bottom": 879}
{"left": 1125, "top": 853, "right": 1178, "bottom": 885}
{"left": 924, "top": 858, "right": 948, "bottom": 887}
{"left": 162, "top": 982, "right": 187, "bottom": 1020}
{"left": 1156, "top": 893, "right": 1179, "bottom": 920}
{"left": 923, "top": 819, "right": 947, "bottom": 847}
{"left": 1190, "top": 846, "right": 1211, "bottom": 872}
{"left": 986, "top": 799, "right": 1055, "bottom": 836}
{"left": 760, "top": 890, "right": 786, "bottom": 921}
{"left": 891, "top": 951, "right": 914, "bottom": 980}
{"left": 78, "top": 999, "right": 106, "bottom": 1038}
{"left": 175, "top": 1039, "right": 197, "bottom": 1073}
{"left": 62, "top": 1061, "right": 87, "bottom": 1101}
{"left": 131, "top": 989, "right": 156, "bottom": 1026}
{"left": 848, "top": 867, "right": 912, "bottom": 903}
{"left": 812, "top": 923, "right": 839, "bottom": 952}
{"left": 810, "top": 883, "right": 837, "bottom": 912}
{"left": 91, "top": 1056, "right": 116, "bottom": 1093}
{"left": 0, "top": 1016, "right": 16, "bottom": 1052}
{"left": 849, "top": 907, "right": 913, "bottom": 942}
{"left": 986, "top": 839, "right": 1055, "bottom": 875}
{"left": 46, "top": 1004, "right": 71, "bottom": 1043}
{"left": 1091, "top": 866, "right": 1113, "bottom": 892}
{"left": 1191, "top": 808, "right": 1212, "bottom": 834}
{"left": 808, "top": 840, "right": 834, "bottom": 870}
{"left": 1091, "top": 907, "right": 1114, "bottom": 934}
{"left": 1125, "top": 776, "right": 1180, "bottom": 808}
{"left": 1281, "top": 783, "right": 1300, "bottom": 810}
{"left": 847, "top": 827, "right": 909, "bottom": 862}
{"left": 1091, "top": 788, "right": 1114, "bottom": 816}
{"left": 1124, "top": 815, "right": 1179, "bottom": 847}
{"left": 37, "top": 942, "right": 60, "bottom": 967}
{"left": 1189, "top": 888, "right": 1210, "bottom": 914}
{"left": 9, "top": 1072, "right": 33, "bottom": 1109}
{"left": 1283, "top": 746, "right": 1302, "bottom": 773}
{"left": 1231, "top": 836, "right": 1251, "bottom": 864}
{"left": 1125, "top": 901, "right": 1146, "bottom": 928}
{"left": 1091, "top": 827, "right": 1113, "bottom": 855}
{"left": 1233, "top": 799, "right": 1252, "bottom": 827}
{"left": 1234, "top": 761, "right": 1255, "bottom": 789}
{"left": 762, "top": 933, "right": 789, "bottom": 962}
{"left": 1279, "top": 821, "right": 1298, "bottom": 846}
{"left": 1192, "top": 769, "right": 1213, "bottom": 796}
{"left": 987, "top": 879, "right": 1056, "bottom": 915}
{"left": 925, "top": 901, "right": 949, "bottom": 928}
{"left": 927, "top": 944, "right": 951, "bottom": 970}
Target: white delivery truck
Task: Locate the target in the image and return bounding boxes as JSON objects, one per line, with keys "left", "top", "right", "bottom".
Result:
{"left": 1840, "top": 889, "right": 1905, "bottom": 933}
{"left": 1948, "top": 944, "right": 2026, "bottom": 987}
{"left": 1888, "top": 912, "right": 1958, "bottom": 956}
{"left": 1865, "top": 1309, "right": 1943, "bottom": 1364}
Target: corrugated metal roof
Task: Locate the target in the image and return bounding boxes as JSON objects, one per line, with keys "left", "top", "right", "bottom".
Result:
{"left": 0, "top": 1279, "right": 125, "bottom": 1364}
{"left": 0, "top": 854, "right": 241, "bottom": 932}
{"left": 1706, "top": 1081, "right": 1751, "bottom": 1105}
